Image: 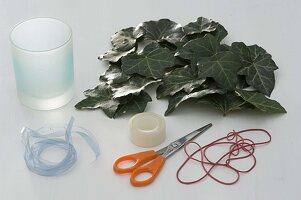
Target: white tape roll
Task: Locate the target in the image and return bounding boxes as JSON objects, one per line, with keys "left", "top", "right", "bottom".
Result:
{"left": 129, "top": 112, "right": 166, "bottom": 148}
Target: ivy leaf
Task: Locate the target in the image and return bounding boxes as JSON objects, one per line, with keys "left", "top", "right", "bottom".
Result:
{"left": 231, "top": 42, "right": 251, "bottom": 60}
{"left": 221, "top": 44, "right": 231, "bottom": 51}
{"left": 198, "top": 92, "right": 251, "bottom": 115}
{"left": 158, "top": 41, "right": 178, "bottom": 52}
{"left": 75, "top": 83, "right": 119, "bottom": 118}
{"left": 98, "top": 47, "right": 135, "bottom": 63}
{"left": 176, "top": 34, "right": 220, "bottom": 61}
{"left": 181, "top": 22, "right": 227, "bottom": 42}
{"left": 232, "top": 42, "right": 278, "bottom": 96}
{"left": 111, "top": 75, "right": 161, "bottom": 98}
{"left": 237, "top": 75, "right": 248, "bottom": 89}
{"left": 197, "top": 51, "right": 242, "bottom": 89}
{"left": 156, "top": 65, "right": 205, "bottom": 98}
{"left": 99, "top": 64, "right": 131, "bottom": 85}
{"left": 174, "top": 56, "right": 190, "bottom": 66}
{"left": 183, "top": 17, "right": 218, "bottom": 35}
{"left": 121, "top": 43, "right": 175, "bottom": 78}
{"left": 210, "top": 23, "right": 228, "bottom": 42}
{"left": 236, "top": 89, "right": 286, "bottom": 113}
{"left": 77, "top": 17, "right": 286, "bottom": 118}
{"left": 139, "top": 19, "right": 185, "bottom": 44}
{"left": 114, "top": 91, "right": 152, "bottom": 118}
{"left": 99, "top": 27, "right": 144, "bottom": 62}
{"left": 111, "top": 27, "right": 143, "bottom": 51}
{"left": 165, "top": 88, "right": 225, "bottom": 115}
{"left": 248, "top": 45, "right": 278, "bottom": 70}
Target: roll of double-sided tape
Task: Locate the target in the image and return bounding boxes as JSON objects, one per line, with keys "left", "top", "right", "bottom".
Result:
{"left": 129, "top": 112, "right": 166, "bottom": 148}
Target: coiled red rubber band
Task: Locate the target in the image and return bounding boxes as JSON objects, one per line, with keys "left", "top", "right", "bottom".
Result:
{"left": 176, "top": 129, "right": 271, "bottom": 185}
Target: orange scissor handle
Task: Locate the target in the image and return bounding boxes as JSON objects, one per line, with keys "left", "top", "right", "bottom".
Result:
{"left": 113, "top": 150, "right": 158, "bottom": 174}
{"left": 130, "top": 155, "right": 166, "bottom": 187}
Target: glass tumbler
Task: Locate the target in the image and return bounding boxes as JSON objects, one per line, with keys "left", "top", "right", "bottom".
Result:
{"left": 10, "top": 18, "right": 74, "bottom": 110}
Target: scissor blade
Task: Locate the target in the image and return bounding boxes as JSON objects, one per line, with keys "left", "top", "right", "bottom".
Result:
{"left": 178, "top": 123, "right": 212, "bottom": 145}
{"left": 156, "top": 123, "right": 212, "bottom": 158}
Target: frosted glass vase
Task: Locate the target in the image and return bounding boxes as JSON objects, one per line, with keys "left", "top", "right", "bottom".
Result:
{"left": 10, "top": 18, "right": 74, "bottom": 110}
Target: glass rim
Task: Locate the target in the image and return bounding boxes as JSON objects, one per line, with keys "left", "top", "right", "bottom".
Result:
{"left": 10, "top": 17, "right": 72, "bottom": 53}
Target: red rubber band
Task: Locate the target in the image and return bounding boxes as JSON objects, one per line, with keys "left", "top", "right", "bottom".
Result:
{"left": 176, "top": 129, "right": 271, "bottom": 185}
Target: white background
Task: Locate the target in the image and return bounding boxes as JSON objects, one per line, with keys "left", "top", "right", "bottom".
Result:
{"left": 0, "top": 0, "right": 300, "bottom": 199}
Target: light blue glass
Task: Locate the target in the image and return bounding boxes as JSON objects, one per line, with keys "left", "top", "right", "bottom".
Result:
{"left": 10, "top": 18, "right": 74, "bottom": 110}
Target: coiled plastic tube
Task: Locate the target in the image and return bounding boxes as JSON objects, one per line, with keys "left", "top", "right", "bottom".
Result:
{"left": 21, "top": 117, "right": 100, "bottom": 176}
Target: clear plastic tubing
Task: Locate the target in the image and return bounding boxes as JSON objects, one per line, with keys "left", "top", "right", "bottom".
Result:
{"left": 21, "top": 117, "right": 100, "bottom": 176}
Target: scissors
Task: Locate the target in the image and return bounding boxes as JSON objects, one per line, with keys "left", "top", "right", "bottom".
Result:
{"left": 113, "top": 123, "right": 212, "bottom": 187}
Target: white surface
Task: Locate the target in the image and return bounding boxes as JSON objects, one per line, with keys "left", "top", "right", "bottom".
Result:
{"left": 0, "top": 0, "right": 300, "bottom": 199}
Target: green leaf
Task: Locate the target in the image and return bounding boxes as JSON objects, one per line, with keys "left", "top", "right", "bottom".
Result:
{"left": 99, "top": 27, "right": 143, "bottom": 62}
{"left": 158, "top": 41, "right": 178, "bottom": 52}
{"left": 75, "top": 83, "right": 119, "bottom": 118}
{"left": 210, "top": 23, "right": 228, "bottom": 42}
{"left": 121, "top": 43, "right": 175, "bottom": 78}
{"left": 232, "top": 42, "right": 278, "bottom": 96}
{"left": 183, "top": 17, "right": 218, "bottom": 35}
{"left": 174, "top": 56, "right": 190, "bottom": 66}
{"left": 114, "top": 91, "right": 152, "bottom": 118}
{"left": 140, "top": 19, "right": 185, "bottom": 44}
{"left": 78, "top": 17, "right": 286, "bottom": 118}
{"left": 111, "top": 75, "right": 160, "bottom": 98}
{"left": 180, "top": 22, "right": 227, "bottom": 42}
{"left": 236, "top": 89, "right": 286, "bottom": 113}
{"left": 236, "top": 75, "right": 250, "bottom": 89}
{"left": 197, "top": 51, "right": 242, "bottom": 89}
{"left": 165, "top": 88, "right": 225, "bottom": 115}
{"left": 176, "top": 34, "right": 220, "bottom": 61}
{"left": 111, "top": 27, "right": 143, "bottom": 51}
{"left": 198, "top": 92, "right": 250, "bottom": 115}
{"left": 99, "top": 47, "right": 135, "bottom": 63}
{"left": 99, "top": 64, "right": 131, "bottom": 85}
{"left": 156, "top": 65, "right": 205, "bottom": 98}
{"left": 221, "top": 44, "right": 231, "bottom": 51}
